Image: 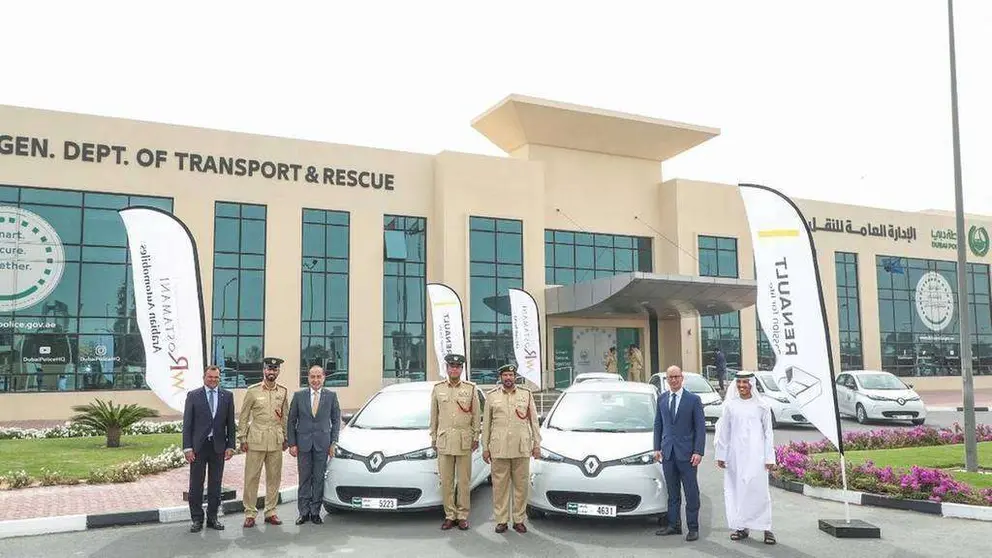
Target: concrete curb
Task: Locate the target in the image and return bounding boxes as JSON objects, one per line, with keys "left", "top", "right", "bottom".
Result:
{"left": 769, "top": 474, "right": 992, "bottom": 522}
{"left": 925, "top": 405, "right": 991, "bottom": 412}
{"left": 0, "top": 485, "right": 299, "bottom": 540}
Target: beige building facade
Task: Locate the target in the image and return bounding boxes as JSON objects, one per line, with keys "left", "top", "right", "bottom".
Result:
{"left": 1, "top": 95, "right": 989, "bottom": 421}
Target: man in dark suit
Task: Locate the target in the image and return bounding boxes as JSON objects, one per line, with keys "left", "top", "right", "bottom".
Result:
{"left": 653, "top": 364, "right": 707, "bottom": 541}
{"left": 182, "top": 365, "right": 237, "bottom": 532}
{"left": 288, "top": 365, "right": 341, "bottom": 525}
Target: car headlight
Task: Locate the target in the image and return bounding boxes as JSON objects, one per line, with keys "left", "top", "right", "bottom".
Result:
{"left": 905, "top": 395, "right": 921, "bottom": 401}
{"left": 770, "top": 395, "right": 790, "bottom": 404}
{"left": 619, "top": 451, "right": 655, "bottom": 465}
{"left": 537, "top": 447, "right": 565, "bottom": 462}
{"left": 704, "top": 400, "right": 722, "bottom": 407}
{"left": 334, "top": 446, "right": 358, "bottom": 459}
{"left": 866, "top": 394, "right": 889, "bottom": 402}
{"left": 399, "top": 447, "right": 437, "bottom": 460}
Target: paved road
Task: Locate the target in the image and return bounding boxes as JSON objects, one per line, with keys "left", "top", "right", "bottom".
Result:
{"left": 3, "top": 410, "right": 989, "bottom": 557}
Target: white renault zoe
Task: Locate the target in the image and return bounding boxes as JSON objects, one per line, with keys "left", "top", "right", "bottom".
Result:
{"left": 323, "top": 381, "right": 491, "bottom": 513}
{"left": 527, "top": 381, "right": 668, "bottom": 522}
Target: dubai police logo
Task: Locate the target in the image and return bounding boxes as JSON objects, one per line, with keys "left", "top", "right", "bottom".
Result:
{"left": 0, "top": 206, "right": 66, "bottom": 312}
{"left": 915, "top": 271, "right": 955, "bottom": 331}
{"left": 968, "top": 225, "right": 990, "bottom": 257}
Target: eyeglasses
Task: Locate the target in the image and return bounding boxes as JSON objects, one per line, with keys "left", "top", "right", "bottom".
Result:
{"left": 666, "top": 376, "right": 683, "bottom": 381}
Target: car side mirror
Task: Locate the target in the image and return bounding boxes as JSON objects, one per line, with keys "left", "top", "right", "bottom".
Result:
{"left": 341, "top": 412, "right": 354, "bottom": 425}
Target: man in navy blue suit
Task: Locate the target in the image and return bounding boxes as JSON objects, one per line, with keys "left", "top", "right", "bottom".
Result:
{"left": 182, "top": 365, "right": 237, "bottom": 532}
{"left": 653, "top": 364, "right": 707, "bottom": 541}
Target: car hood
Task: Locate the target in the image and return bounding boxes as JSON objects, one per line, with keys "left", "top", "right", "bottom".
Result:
{"left": 539, "top": 429, "right": 653, "bottom": 461}
{"left": 336, "top": 426, "right": 432, "bottom": 457}
{"left": 697, "top": 391, "right": 722, "bottom": 405}
{"left": 861, "top": 388, "right": 919, "bottom": 400}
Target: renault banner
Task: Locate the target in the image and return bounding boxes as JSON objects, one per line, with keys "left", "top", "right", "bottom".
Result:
{"left": 508, "top": 288, "right": 543, "bottom": 388}
{"left": 739, "top": 184, "right": 844, "bottom": 453}
{"left": 120, "top": 207, "right": 207, "bottom": 413}
{"left": 426, "top": 283, "right": 466, "bottom": 380}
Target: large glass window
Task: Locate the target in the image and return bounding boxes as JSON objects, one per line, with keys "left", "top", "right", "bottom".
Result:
{"left": 211, "top": 202, "right": 266, "bottom": 388}
{"left": 836, "top": 252, "right": 864, "bottom": 370}
{"left": 699, "top": 235, "right": 740, "bottom": 371}
{"left": 469, "top": 217, "right": 523, "bottom": 384}
{"left": 698, "top": 235, "right": 738, "bottom": 278}
{"left": 0, "top": 184, "right": 173, "bottom": 392}
{"left": 757, "top": 315, "right": 775, "bottom": 371}
{"left": 301, "top": 209, "right": 349, "bottom": 388}
{"left": 544, "top": 229, "right": 651, "bottom": 285}
{"left": 876, "top": 255, "right": 992, "bottom": 377}
{"left": 383, "top": 215, "right": 427, "bottom": 381}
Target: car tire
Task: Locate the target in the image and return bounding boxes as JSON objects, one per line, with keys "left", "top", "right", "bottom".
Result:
{"left": 323, "top": 502, "right": 339, "bottom": 515}
{"left": 487, "top": 475, "right": 492, "bottom": 485}
{"left": 770, "top": 411, "right": 779, "bottom": 429}
{"left": 526, "top": 505, "right": 545, "bottom": 520}
{"left": 856, "top": 404, "right": 868, "bottom": 424}
{"left": 657, "top": 515, "right": 670, "bottom": 527}
{"left": 912, "top": 418, "right": 925, "bottom": 426}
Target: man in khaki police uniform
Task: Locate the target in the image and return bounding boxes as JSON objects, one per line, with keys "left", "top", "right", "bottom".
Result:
{"left": 429, "top": 353, "right": 481, "bottom": 531}
{"left": 482, "top": 362, "right": 541, "bottom": 533}
{"left": 237, "top": 356, "right": 289, "bottom": 528}
{"left": 627, "top": 345, "right": 645, "bottom": 382}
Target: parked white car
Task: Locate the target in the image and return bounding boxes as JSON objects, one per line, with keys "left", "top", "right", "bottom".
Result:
{"left": 835, "top": 370, "right": 926, "bottom": 425}
{"left": 527, "top": 381, "right": 667, "bottom": 523}
{"left": 572, "top": 372, "right": 625, "bottom": 385}
{"left": 752, "top": 372, "right": 811, "bottom": 428}
{"left": 323, "top": 382, "right": 491, "bottom": 513}
{"left": 648, "top": 371, "right": 723, "bottom": 429}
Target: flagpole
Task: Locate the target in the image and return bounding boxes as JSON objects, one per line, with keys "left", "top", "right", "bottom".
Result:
{"left": 839, "top": 453, "right": 851, "bottom": 524}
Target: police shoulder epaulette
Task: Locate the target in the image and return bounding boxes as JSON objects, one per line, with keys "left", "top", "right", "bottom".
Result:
{"left": 247, "top": 381, "right": 262, "bottom": 390}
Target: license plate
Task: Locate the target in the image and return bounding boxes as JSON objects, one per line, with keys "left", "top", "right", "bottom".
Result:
{"left": 566, "top": 502, "right": 617, "bottom": 517}
{"left": 351, "top": 497, "right": 397, "bottom": 510}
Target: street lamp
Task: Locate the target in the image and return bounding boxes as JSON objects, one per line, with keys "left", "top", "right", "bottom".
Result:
{"left": 947, "top": 0, "right": 978, "bottom": 472}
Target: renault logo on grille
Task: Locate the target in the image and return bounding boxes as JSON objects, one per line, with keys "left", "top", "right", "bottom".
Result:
{"left": 369, "top": 452, "right": 385, "bottom": 472}
{"left": 583, "top": 456, "right": 601, "bottom": 476}
{"left": 897, "top": 398, "right": 906, "bottom": 406}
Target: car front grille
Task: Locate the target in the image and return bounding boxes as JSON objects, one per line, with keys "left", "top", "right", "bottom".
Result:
{"left": 336, "top": 486, "right": 422, "bottom": 505}
{"left": 546, "top": 491, "right": 641, "bottom": 513}
{"left": 881, "top": 411, "right": 919, "bottom": 418}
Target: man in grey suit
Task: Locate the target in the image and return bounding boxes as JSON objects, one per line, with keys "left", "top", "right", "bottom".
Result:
{"left": 288, "top": 365, "right": 341, "bottom": 525}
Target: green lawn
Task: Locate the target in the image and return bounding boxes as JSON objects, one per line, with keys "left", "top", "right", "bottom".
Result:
{"left": 0, "top": 434, "right": 182, "bottom": 478}
{"left": 819, "top": 442, "right": 992, "bottom": 489}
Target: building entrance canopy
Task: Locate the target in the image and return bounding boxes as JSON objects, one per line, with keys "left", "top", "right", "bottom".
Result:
{"left": 543, "top": 272, "right": 757, "bottom": 319}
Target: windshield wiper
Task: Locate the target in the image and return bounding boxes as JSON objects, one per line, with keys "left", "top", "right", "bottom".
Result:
{"left": 569, "top": 428, "right": 624, "bottom": 433}
{"left": 545, "top": 425, "right": 564, "bottom": 431}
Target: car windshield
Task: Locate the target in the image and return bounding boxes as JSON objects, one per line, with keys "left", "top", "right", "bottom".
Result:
{"left": 759, "top": 375, "right": 781, "bottom": 392}
{"left": 351, "top": 390, "right": 432, "bottom": 429}
{"left": 658, "top": 374, "right": 712, "bottom": 393}
{"left": 547, "top": 391, "right": 655, "bottom": 433}
{"left": 858, "top": 373, "right": 906, "bottom": 390}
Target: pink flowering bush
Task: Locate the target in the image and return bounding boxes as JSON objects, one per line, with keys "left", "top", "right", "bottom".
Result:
{"left": 773, "top": 423, "right": 992, "bottom": 507}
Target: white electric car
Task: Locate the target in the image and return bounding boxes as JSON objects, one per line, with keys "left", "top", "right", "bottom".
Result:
{"left": 527, "top": 381, "right": 668, "bottom": 522}
{"left": 835, "top": 370, "right": 927, "bottom": 425}
{"left": 323, "top": 382, "right": 491, "bottom": 513}
{"left": 648, "top": 371, "right": 723, "bottom": 429}
{"left": 752, "top": 372, "right": 811, "bottom": 428}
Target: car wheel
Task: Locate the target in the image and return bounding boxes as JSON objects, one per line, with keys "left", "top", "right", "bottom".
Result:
{"left": 526, "top": 505, "right": 545, "bottom": 520}
{"left": 323, "top": 503, "right": 338, "bottom": 515}
{"left": 657, "top": 515, "right": 670, "bottom": 527}
{"left": 912, "top": 418, "right": 925, "bottom": 426}
{"left": 770, "top": 411, "right": 779, "bottom": 429}
{"left": 487, "top": 475, "right": 492, "bottom": 485}
{"left": 856, "top": 404, "right": 868, "bottom": 424}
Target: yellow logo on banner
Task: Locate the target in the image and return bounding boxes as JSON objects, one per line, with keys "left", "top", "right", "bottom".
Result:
{"left": 758, "top": 229, "right": 800, "bottom": 238}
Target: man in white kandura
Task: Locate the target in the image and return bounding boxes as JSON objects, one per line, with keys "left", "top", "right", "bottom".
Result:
{"left": 714, "top": 370, "right": 777, "bottom": 546}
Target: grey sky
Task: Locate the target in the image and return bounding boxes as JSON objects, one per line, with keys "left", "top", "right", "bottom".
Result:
{"left": 3, "top": 1, "right": 989, "bottom": 214}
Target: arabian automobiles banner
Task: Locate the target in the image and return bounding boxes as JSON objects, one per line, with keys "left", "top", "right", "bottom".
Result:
{"left": 426, "top": 283, "right": 467, "bottom": 380}
{"left": 119, "top": 207, "right": 207, "bottom": 412}
{"left": 508, "top": 288, "right": 542, "bottom": 388}
{"left": 739, "top": 184, "right": 844, "bottom": 453}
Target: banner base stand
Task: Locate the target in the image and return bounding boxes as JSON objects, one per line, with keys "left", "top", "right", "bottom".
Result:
{"left": 818, "top": 518, "right": 880, "bottom": 538}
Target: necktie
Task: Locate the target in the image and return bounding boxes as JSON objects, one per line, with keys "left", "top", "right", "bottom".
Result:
{"left": 209, "top": 389, "right": 216, "bottom": 417}
{"left": 312, "top": 391, "right": 319, "bottom": 417}
{"left": 669, "top": 392, "right": 677, "bottom": 419}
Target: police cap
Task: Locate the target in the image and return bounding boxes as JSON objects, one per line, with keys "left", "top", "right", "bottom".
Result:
{"left": 443, "top": 353, "right": 466, "bottom": 366}
{"left": 263, "top": 357, "right": 284, "bottom": 369}
{"left": 496, "top": 362, "right": 518, "bottom": 375}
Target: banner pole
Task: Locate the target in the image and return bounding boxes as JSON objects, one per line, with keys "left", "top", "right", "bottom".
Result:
{"left": 839, "top": 452, "right": 851, "bottom": 524}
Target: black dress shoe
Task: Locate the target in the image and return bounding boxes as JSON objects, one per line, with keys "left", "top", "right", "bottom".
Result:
{"left": 686, "top": 531, "right": 699, "bottom": 541}
{"left": 190, "top": 522, "right": 203, "bottom": 533}
{"left": 311, "top": 515, "right": 323, "bottom": 525}
{"left": 655, "top": 525, "right": 683, "bottom": 536}
{"left": 295, "top": 514, "right": 310, "bottom": 525}
{"left": 206, "top": 519, "right": 224, "bottom": 531}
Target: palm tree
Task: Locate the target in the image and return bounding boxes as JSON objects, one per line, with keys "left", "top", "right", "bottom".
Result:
{"left": 70, "top": 399, "right": 160, "bottom": 448}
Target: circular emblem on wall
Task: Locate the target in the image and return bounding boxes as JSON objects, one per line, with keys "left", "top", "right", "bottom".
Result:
{"left": 0, "top": 206, "right": 66, "bottom": 312}
{"left": 915, "top": 271, "right": 954, "bottom": 331}
{"left": 968, "top": 225, "right": 990, "bottom": 257}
